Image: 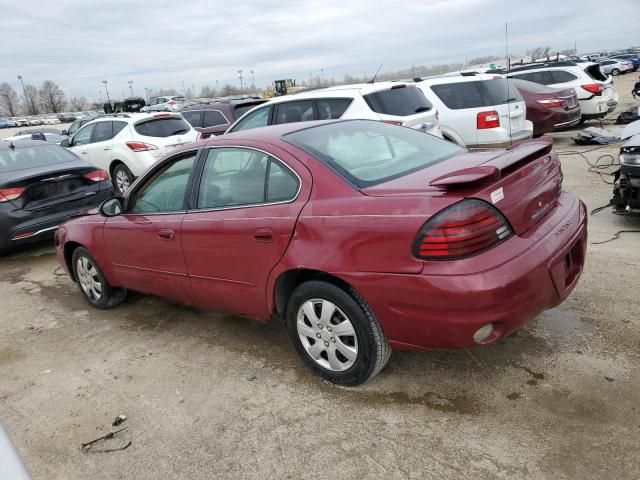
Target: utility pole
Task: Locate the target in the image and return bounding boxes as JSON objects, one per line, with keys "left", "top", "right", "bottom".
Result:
{"left": 102, "top": 80, "right": 110, "bottom": 104}
{"left": 17, "top": 75, "right": 35, "bottom": 114}
{"left": 250, "top": 70, "right": 255, "bottom": 89}
{"left": 238, "top": 70, "right": 244, "bottom": 90}
{"left": 215, "top": 80, "right": 219, "bottom": 96}
{"left": 321, "top": 68, "right": 324, "bottom": 86}
{"left": 182, "top": 80, "right": 186, "bottom": 96}
{"left": 128, "top": 80, "right": 134, "bottom": 97}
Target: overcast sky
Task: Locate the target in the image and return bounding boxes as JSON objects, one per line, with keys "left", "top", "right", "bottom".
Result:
{"left": 2, "top": 0, "right": 638, "bottom": 101}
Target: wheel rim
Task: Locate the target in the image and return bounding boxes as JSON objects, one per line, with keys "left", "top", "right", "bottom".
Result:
{"left": 297, "top": 299, "right": 358, "bottom": 372}
{"left": 76, "top": 256, "right": 103, "bottom": 301}
{"left": 115, "top": 169, "right": 130, "bottom": 194}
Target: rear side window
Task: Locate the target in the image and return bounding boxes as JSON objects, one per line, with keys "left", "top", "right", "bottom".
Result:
{"left": 113, "top": 121, "right": 127, "bottom": 136}
{"left": 230, "top": 107, "right": 271, "bottom": 132}
{"left": 181, "top": 111, "right": 202, "bottom": 127}
{"left": 510, "top": 71, "right": 553, "bottom": 85}
{"left": 548, "top": 71, "right": 578, "bottom": 83}
{"left": 203, "top": 110, "right": 228, "bottom": 127}
{"left": 316, "top": 98, "right": 352, "bottom": 119}
{"left": 430, "top": 79, "right": 522, "bottom": 109}
{"left": 274, "top": 101, "right": 315, "bottom": 124}
{"left": 134, "top": 117, "right": 191, "bottom": 137}
{"left": 364, "top": 86, "right": 432, "bottom": 116}
{"left": 91, "top": 121, "right": 113, "bottom": 142}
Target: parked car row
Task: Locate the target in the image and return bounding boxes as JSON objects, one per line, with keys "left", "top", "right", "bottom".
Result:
{"left": 0, "top": 111, "right": 102, "bottom": 128}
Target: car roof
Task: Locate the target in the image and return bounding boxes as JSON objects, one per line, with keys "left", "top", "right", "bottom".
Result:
{"left": 263, "top": 81, "right": 419, "bottom": 105}
{"left": 417, "top": 73, "right": 501, "bottom": 85}
{"left": 209, "top": 119, "right": 342, "bottom": 143}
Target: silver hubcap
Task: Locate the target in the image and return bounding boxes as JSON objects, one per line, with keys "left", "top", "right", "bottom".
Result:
{"left": 76, "top": 256, "right": 102, "bottom": 301}
{"left": 115, "top": 170, "right": 130, "bottom": 193}
{"left": 297, "top": 299, "right": 358, "bottom": 371}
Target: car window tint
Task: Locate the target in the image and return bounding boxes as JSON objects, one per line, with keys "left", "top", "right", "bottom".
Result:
{"left": 197, "top": 148, "right": 270, "bottom": 209}
{"left": 72, "top": 124, "right": 94, "bottom": 146}
{"left": 68, "top": 121, "right": 81, "bottom": 135}
{"left": 549, "top": 71, "right": 578, "bottom": 83}
{"left": 134, "top": 117, "right": 191, "bottom": 137}
{"left": 129, "top": 153, "right": 196, "bottom": 213}
{"left": 230, "top": 107, "right": 271, "bottom": 132}
{"left": 92, "top": 122, "right": 113, "bottom": 142}
{"left": 316, "top": 98, "right": 352, "bottom": 120}
{"left": 284, "top": 120, "right": 462, "bottom": 188}
{"left": 429, "top": 80, "right": 522, "bottom": 109}
{"left": 363, "top": 86, "right": 432, "bottom": 116}
{"left": 275, "top": 101, "right": 315, "bottom": 124}
{"left": 181, "top": 111, "right": 202, "bottom": 127}
{"left": 203, "top": 110, "right": 228, "bottom": 127}
{"left": 267, "top": 160, "right": 299, "bottom": 202}
{"left": 112, "top": 121, "right": 127, "bottom": 136}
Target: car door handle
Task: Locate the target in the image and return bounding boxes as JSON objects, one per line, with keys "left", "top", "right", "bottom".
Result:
{"left": 80, "top": 150, "right": 88, "bottom": 154}
{"left": 253, "top": 228, "right": 274, "bottom": 243}
{"left": 103, "top": 146, "right": 111, "bottom": 151}
{"left": 158, "top": 228, "right": 175, "bottom": 240}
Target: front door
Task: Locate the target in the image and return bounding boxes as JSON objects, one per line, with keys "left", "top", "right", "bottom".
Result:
{"left": 181, "top": 146, "right": 310, "bottom": 319}
{"left": 103, "top": 150, "right": 198, "bottom": 303}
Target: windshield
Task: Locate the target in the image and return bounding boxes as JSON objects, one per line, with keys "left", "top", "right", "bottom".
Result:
{"left": 0, "top": 143, "right": 79, "bottom": 173}
{"left": 283, "top": 120, "right": 463, "bottom": 188}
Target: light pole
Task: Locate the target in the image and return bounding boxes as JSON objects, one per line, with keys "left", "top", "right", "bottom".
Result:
{"left": 321, "top": 68, "right": 324, "bottom": 86}
{"left": 215, "top": 80, "right": 219, "bottom": 96}
{"left": 128, "top": 80, "right": 134, "bottom": 97}
{"left": 102, "top": 80, "right": 110, "bottom": 104}
{"left": 17, "top": 75, "right": 35, "bottom": 114}
{"left": 238, "top": 70, "right": 244, "bottom": 90}
{"left": 250, "top": 70, "right": 255, "bottom": 89}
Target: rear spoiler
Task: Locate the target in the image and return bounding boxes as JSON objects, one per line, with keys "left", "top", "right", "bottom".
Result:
{"left": 429, "top": 137, "right": 553, "bottom": 188}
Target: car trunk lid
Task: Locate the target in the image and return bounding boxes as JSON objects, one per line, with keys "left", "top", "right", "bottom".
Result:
{"left": 361, "top": 137, "right": 561, "bottom": 235}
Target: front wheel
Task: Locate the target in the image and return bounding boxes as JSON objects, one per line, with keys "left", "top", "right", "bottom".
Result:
{"left": 72, "top": 247, "right": 126, "bottom": 309}
{"left": 286, "top": 281, "right": 391, "bottom": 386}
{"left": 112, "top": 163, "right": 134, "bottom": 195}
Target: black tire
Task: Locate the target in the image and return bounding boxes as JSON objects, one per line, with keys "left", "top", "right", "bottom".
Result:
{"left": 286, "top": 280, "right": 391, "bottom": 386}
{"left": 71, "top": 247, "right": 126, "bottom": 309}
{"left": 611, "top": 68, "right": 620, "bottom": 76}
{"left": 112, "top": 163, "right": 134, "bottom": 195}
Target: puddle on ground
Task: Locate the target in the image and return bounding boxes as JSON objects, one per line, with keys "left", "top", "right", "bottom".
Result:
{"left": 538, "top": 308, "right": 590, "bottom": 336}
{"left": 506, "top": 392, "right": 521, "bottom": 401}
{"left": 336, "top": 389, "right": 478, "bottom": 415}
{"left": 0, "top": 268, "right": 31, "bottom": 284}
{"left": 0, "top": 348, "right": 25, "bottom": 365}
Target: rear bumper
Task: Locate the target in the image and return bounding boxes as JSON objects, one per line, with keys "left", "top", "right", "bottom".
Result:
{"left": 337, "top": 193, "right": 587, "bottom": 351}
{"left": 470, "top": 129, "right": 533, "bottom": 149}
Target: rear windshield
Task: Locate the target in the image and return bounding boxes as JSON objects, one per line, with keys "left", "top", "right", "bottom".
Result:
{"left": 0, "top": 143, "right": 78, "bottom": 173}
{"left": 283, "top": 120, "right": 462, "bottom": 188}
{"left": 363, "top": 86, "right": 432, "bottom": 116}
{"left": 429, "top": 78, "right": 523, "bottom": 109}
{"left": 134, "top": 117, "right": 191, "bottom": 137}
{"left": 584, "top": 64, "right": 607, "bottom": 82}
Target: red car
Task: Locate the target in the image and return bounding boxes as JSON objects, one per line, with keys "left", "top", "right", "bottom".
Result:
{"left": 511, "top": 78, "right": 581, "bottom": 136}
{"left": 55, "top": 120, "right": 587, "bottom": 385}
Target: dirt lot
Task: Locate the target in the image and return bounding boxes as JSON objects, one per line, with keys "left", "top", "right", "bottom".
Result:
{"left": 1, "top": 75, "right": 640, "bottom": 480}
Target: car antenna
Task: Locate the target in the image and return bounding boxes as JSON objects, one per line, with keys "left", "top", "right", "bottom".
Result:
{"left": 9, "top": 142, "right": 15, "bottom": 150}
{"left": 368, "top": 64, "right": 383, "bottom": 83}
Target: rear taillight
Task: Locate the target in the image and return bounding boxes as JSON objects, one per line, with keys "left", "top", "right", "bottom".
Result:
{"left": 580, "top": 83, "right": 603, "bottom": 96}
{"left": 84, "top": 170, "right": 110, "bottom": 182}
{"left": 382, "top": 120, "right": 403, "bottom": 126}
{"left": 477, "top": 111, "right": 500, "bottom": 129}
{"left": 0, "top": 187, "right": 26, "bottom": 203}
{"left": 126, "top": 141, "right": 158, "bottom": 152}
{"left": 413, "top": 199, "right": 513, "bottom": 260}
{"left": 536, "top": 98, "right": 567, "bottom": 108}
{"left": 167, "top": 100, "right": 177, "bottom": 105}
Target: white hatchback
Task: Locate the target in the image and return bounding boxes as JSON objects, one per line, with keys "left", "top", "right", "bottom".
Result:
{"left": 63, "top": 112, "right": 198, "bottom": 194}
{"left": 226, "top": 82, "right": 441, "bottom": 137}
{"left": 415, "top": 74, "right": 533, "bottom": 148}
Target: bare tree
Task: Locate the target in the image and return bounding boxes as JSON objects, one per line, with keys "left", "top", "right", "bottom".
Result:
{"left": 154, "top": 88, "right": 179, "bottom": 96}
{"left": 22, "top": 84, "right": 39, "bottom": 115}
{"left": 68, "top": 96, "right": 89, "bottom": 111}
{"left": 0, "top": 82, "right": 20, "bottom": 116}
{"left": 527, "top": 46, "right": 552, "bottom": 62}
{"left": 39, "top": 80, "right": 66, "bottom": 113}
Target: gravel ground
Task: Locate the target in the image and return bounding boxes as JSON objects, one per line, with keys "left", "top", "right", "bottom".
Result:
{"left": 1, "top": 74, "right": 639, "bottom": 479}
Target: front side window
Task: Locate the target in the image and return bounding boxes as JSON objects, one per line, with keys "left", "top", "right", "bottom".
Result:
{"left": 284, "top": 120, "right": 462, "bottom": 188}
{"left": 129, "top": 153, "right": 196, "bottom": 213}
{"left": 72, "top": 124, "right": 94, "bottom": 146}
{"left": 181, "top": 110, "right": 202, "bottom": 128}
{"left": 230, "top": 107, "right": 271, "bottom": 132}
{"left": 274, "top": 101, "right": 315, "bottom": 124}
{"left": 203, "top": 110, "right": 228, "bottom": 127}
{"left": 549, "top": 71, "right": 578, "bottom": 83}
{"left": 68, "top": 121, "right": 82, "bottom": 135}
{"left": 91, "top": 121, "right": 113, "bottom": 143}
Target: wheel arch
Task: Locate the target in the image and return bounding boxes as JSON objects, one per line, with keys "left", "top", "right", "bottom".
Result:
{"left": 63, "top": 241, "right": 84, "bottom": 282}
{"left": 109, "top": 159, "right": 125, "bottom": 178}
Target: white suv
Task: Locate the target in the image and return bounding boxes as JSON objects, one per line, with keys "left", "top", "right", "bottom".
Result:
{"left": 63, "top": 113, "right": 198, "bottom": 194}
{"left": 226, "top": 82, "right": 441, "bottom": 137}
{"left": 506, "top": 61, "right": 618, "bottom": 121}
{"left": 415, "top": 74, "right": 532, "bottom": 148}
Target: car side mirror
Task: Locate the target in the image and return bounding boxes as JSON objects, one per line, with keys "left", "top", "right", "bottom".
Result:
{"left": 100, "top": 197, "right": 124, "bottom": 217}
{"left": 60, "top": 138, "right": 70, "bottom": 147}
{"left": 61, "top": 129, "right": 68, "bottom": 136}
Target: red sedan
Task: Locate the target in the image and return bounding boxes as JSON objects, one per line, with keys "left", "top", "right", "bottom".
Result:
{"left": 55, "top": 120, "right": 587, "bottom": 385}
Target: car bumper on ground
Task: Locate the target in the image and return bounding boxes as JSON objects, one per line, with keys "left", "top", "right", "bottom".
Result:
{"left": 338, "top": 193, "right": 587, "bottom": 351}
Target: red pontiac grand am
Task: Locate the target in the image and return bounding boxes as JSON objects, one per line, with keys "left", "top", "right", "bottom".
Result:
{"left": 55, "top": 119, "right": 587, "bottom": 385}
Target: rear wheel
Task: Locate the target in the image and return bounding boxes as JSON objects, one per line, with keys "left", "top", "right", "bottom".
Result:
{"left": 112, "top": 163, "right": 134, "bottom": 195}
{"left": 611, "top": 68, "right": 620, "bottom": 76}
{"left": 72, "top": 247, "right": 126, "bottom": 309}
{"left": 286, "top": 281, "right": 391, "bottom": 386}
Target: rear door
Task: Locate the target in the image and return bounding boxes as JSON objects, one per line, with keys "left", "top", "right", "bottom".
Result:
{"left": 180, "top": 145, "right": 310, "bottom": 319}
